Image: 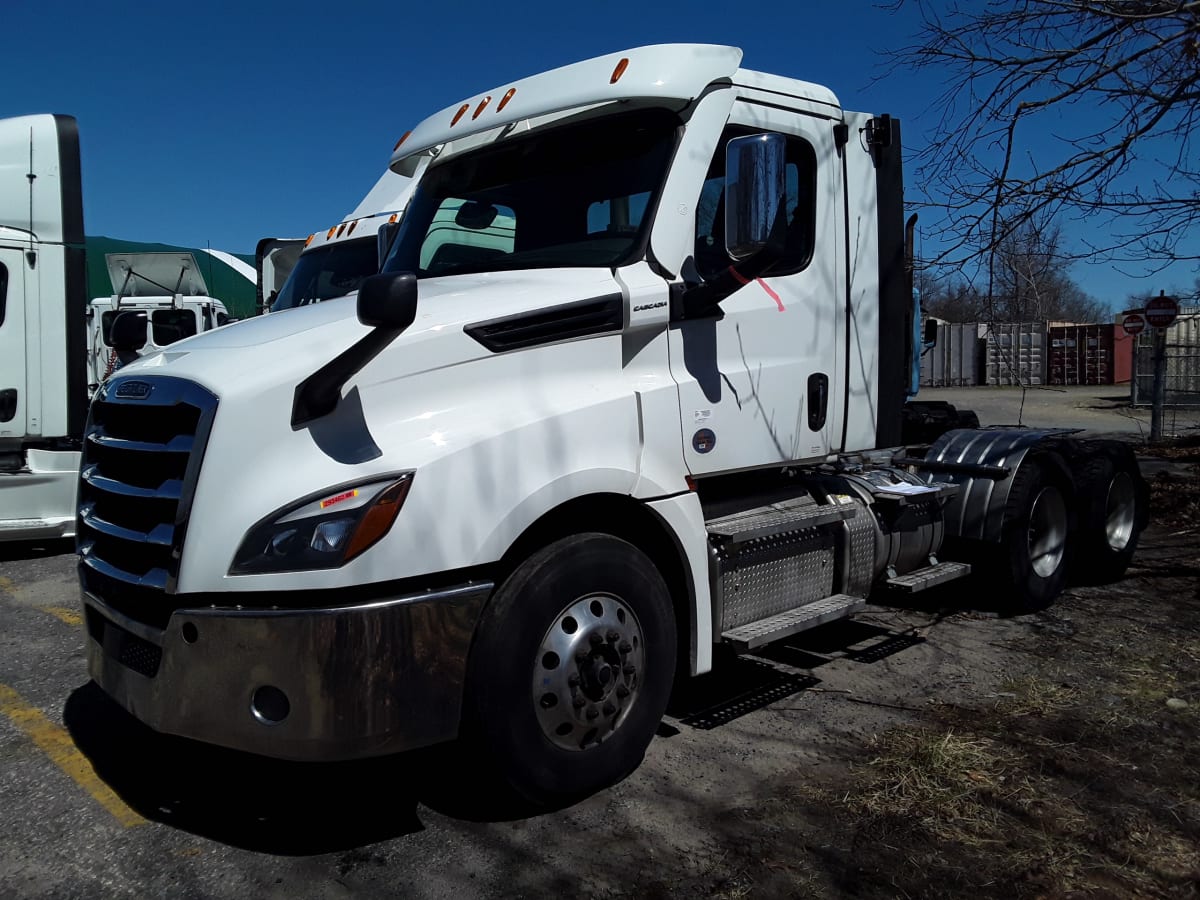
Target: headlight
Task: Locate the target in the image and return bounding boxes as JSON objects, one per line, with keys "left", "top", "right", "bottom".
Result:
{"left": 230, "top": 474, "right": 413, "bottom": 574}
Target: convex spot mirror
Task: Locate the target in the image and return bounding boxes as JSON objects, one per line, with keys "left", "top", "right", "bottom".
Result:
{"left": 357, "top": 271, "right": 418, "bottom": 331}
{"left": 110, "top": 311, "right": 148, "bottom": 352}
{"left": 725, "top": 133, "right": 787, "bottom": 260}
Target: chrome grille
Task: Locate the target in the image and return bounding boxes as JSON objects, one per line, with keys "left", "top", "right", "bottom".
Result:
{"left": 77, "top": 375, "right": 217, "bottom": 626}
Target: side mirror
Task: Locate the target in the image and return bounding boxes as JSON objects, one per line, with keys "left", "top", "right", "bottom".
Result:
{"left": 377, "top": 221, "right": 401, "bottom": 267}
{"left": 725, "top": 133, "right": 787, "bottom": 260}
{"left": 923, "top": 317, "right": 938, "bottom": 347}
{"left": 357, "top": 271, "right": 418, "bottom": 331}
{"left": 110, "top": 311, "right": 148, "bottom": 353}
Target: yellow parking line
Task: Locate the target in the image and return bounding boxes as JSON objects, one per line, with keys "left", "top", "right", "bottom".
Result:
{"left": 40, "top": 606, "right": 83, "bottom": 627}
{"left": 0, "top": 575, "right": 15, "bottom": 595}
{"left": 0, "top": 683, "right": 145, "bottom": 827}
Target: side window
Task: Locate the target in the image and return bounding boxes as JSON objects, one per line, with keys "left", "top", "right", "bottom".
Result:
{"left": 694, "top": 127, "right": 817, "bottom": 281}
{"left": 151, "top": 309, "right": 198, "bottom": 346}
{"left": 0, "top": 262, "right": 7, "bottom": 328}
{"left": 421, "top": 199, "right": 516, "bottom": 276}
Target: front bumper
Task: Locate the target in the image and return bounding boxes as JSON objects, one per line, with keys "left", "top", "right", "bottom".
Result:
{"left": 82, "top": 581, "right": 492, "bottom": 761}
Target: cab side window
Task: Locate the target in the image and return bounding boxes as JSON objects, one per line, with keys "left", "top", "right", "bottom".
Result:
{"left": 694, "top": 127, "right": 816, "bottom": 281}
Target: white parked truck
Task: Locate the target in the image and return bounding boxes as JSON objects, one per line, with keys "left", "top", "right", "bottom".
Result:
{"left": 76, "top": 45, "right": 1148, "bottom": 804}
{"left": 0, "top": 115, "right": 88, "bottom": 541}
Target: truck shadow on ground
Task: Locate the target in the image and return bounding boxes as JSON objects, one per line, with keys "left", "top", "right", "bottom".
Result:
{"left": 0, "top": 538, "right": 74, "bottom": 562}
{"left": 63, "top": 614, "right": 939, "bottom": 856}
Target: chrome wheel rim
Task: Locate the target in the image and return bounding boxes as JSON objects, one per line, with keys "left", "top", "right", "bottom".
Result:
{"left": 1028, "top": 485, "right": 1068, "bottom": 578}
{"left": 532, "top": 593, "right": 645, "bottom": 752}
{"left": 1104, "top": 471, "right": 1136, "bottom": 551}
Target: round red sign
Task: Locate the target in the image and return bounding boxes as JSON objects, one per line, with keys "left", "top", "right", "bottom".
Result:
{"left": 1144, "top": 295, "right": 1179, "bottom": 329}
{"left": 1122, "top": 313, "right": 1146, "bottom": 336}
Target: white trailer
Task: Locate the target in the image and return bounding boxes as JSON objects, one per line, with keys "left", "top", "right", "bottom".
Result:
{"left": 76, "top": 45, "right": 1148, "bottom": 805}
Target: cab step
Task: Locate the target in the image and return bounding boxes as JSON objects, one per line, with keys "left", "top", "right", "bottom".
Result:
{"left": 721, "top": 594, "right": 865, "bottom": 651}
{"left": 886, "top": 561, "right": 971, "bottom": 593}
{"left": 706, "top": 496, "right": 856, "bottom": 545}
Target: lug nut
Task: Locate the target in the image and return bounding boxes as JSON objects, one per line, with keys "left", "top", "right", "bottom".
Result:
{"left": 573, "top": 696, "right": 587, "bottom": 709}
{"left": 619, "top": 641, "right": 632, "bottom": 653}
{"left": 567, "top": 673, "right": 581, "bottom": 687}
{"left": 589, "top": 632, "right": 604, "bottom": 646}
{"left": 607, "top": 630, "right": 620, "bottom": 643}
{"left": 575, "top": 650, "right": 589, "bottom": 663}
{"left": 603, "top": 702, "right": 616, "bottom": 716}
{"left": 616, "top": 685, "right": 630, "bottom": 698}
{"left": 586, "top": 707, "right": 599, "bottom": 721}
{"left": 623, "top": 663, "right": 636, "bottom": 675}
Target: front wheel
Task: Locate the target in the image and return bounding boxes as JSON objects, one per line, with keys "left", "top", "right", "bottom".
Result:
{"left": 463, "top": 533, "right": 676, "bottom": 805}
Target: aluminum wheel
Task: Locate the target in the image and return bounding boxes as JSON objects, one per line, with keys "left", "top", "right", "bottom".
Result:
{"left": 1027, "top": 485, "right": 1068, "bottom": 578}
{"left": 532, "top": 592, "right": 645, "bottom": 751}
{"left": 1104, "top": 470, "right": 1137, "bottom": 551}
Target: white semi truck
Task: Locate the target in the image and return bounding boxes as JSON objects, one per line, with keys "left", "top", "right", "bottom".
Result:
{"left": 75, "top": 45, "right": 1147, "bottom": 804}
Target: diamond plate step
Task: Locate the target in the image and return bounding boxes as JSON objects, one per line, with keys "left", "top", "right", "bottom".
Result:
{"left": 706, "top": 496, "right": 855, "bottom": 544}
{"left": 886, "top": 561, "right": 971, "bottom": 593}
{"left": 722, "top": 594, "right": 865, "bottom": 651}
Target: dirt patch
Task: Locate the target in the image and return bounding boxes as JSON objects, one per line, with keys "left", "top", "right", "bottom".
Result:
{"left": 655, "top": 458, "right": 1200, "bottom": 899}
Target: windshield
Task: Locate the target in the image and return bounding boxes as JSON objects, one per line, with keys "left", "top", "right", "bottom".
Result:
{"left": 381, "top": 107, "right": 681, "bottom": 279}
{"left": 271, "top": 237, "right": 379, "bottom": 311}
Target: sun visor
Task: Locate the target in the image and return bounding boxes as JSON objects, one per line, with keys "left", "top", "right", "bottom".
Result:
{"left": 391, "top": 43, "right": 743, "bottom": 175}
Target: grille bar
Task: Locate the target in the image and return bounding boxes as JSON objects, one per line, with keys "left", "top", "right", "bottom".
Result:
{"left": 87, "top": 431, "right": 195, "bottom": 454}
{"left": 81, "top": 465, "right": 184, "bottom": 500}
{"left": 79, "top": 549, "right": 170, "bottom": 591}
{"left": 79, "top": 504, "right": 174, "bottom": 546}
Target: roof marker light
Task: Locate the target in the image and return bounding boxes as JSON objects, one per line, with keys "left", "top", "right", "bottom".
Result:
{"left": 347, "top": 220, "right": 357, "bottom": 235}
{"left": 450, "top": 103, "right": 471, "bottom": 126}
{"left": 393, "top": 130, "right": 412, "bottom": 151}
{"left": 610, "top": 57, "right": 629, "bottom": 84}
{"left": 472, "top": 95, "right": 492, "bottom": 120}
{"left": 496, "top": 87, "right": 517, "bottom": 112}
{"left": 326, "top": 227, "right": 337, "bottom": 239}
{"left": 388, "top": 213, "right": 398, "bottom": 223}
{"left": 304, "top": 234, "right": 314, "bottom": 247}
{"left": 336, "top": 223, "right": 347, "bottom": 237}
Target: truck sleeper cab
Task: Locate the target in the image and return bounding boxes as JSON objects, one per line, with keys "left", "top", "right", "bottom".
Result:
{"left": 79, "top": 45, "right": 1148, "bottom": 804}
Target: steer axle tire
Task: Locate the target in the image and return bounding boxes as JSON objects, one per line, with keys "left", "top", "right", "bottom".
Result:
{"left": 463, "top": 533, "right": 676, "bottom": 806}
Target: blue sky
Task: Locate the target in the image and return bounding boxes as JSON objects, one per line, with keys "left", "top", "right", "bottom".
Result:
{"left": 6, "top": 0, "right": 1195, "bottom": 307}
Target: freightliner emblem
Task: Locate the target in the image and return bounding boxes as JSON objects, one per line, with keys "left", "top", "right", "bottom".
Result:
{"left": 114, "top": 380, "right": 153, "bottom": 399}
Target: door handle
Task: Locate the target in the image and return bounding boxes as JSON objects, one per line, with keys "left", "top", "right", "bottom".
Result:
{"left": 807, "top": 374, "right": 828, "bottom": 431}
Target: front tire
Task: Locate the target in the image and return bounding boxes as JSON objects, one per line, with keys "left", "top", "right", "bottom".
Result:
{"left": 463, "top": 533, "right": 676, "bottom": 806}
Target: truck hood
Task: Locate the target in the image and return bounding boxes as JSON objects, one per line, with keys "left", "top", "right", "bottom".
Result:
{"left": 122, "top": 267, "right": 624, "bottom": 398}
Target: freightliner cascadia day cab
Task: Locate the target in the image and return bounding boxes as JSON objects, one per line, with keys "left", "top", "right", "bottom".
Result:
{"left": 77, "top": 45, "right": 1148, "bottom": 803}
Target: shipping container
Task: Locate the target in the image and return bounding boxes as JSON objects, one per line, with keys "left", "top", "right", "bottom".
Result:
{"left": 1132, "top": 307, "right": 1200, "bottom": 406}
{"left": 983, "top": 322, "right": 1047, "bottom": 386}
{"left": 1048, "top": 324, "right": 1114, "bottom": 386}
{"left": 920, "top": 322, "right": 982, "bottom": 387}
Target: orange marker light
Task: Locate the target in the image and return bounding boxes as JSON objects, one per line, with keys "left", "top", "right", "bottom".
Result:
{"left": 326, "top": 227, "right": 336, "bottom": 239}
{"left": 320, "top": 489, "right": 359, "bottom": 510}
{"left": 496, "top": 87, "right": 517, "bottom": 112}
{"left": 393, "top": 130, "right": 412, "bottom": 151}
{"left": 610, "top": 57, "right": 629, "bottom": 84}
{"left": 304, "top": 234, "right": 314, "bottom": 247}
{"left": 388, "top": 213, "right": 398, "bottom": 223}
{"left": 344, "top": 477, "right": 414, "bottom": 562}
{"left": 347, "top": 220, "right": 357, "bottom": 235}
{"left": 336, "top": 224, "right": 347, "bottom": 237}
{"left": 472, "top": 95, "right": 492, "bottom": 120}
{"left": 450, "top": 103, "right": 471, "bottom": 126}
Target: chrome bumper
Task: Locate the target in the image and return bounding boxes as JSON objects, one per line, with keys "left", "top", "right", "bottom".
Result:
{"left": 82, "top": 581, "right": 492, "bottom": 761}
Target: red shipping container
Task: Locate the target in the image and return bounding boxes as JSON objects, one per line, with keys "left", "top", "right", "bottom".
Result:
{"left": 1113, "top": 324, "right": 1133, "bottom": 384}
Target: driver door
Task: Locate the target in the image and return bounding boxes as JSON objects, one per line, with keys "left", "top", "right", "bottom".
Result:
{"left": 668, "top": 102, "right": 845, "bottom": 475}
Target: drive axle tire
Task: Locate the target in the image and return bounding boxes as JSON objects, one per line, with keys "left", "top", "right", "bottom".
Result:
{"left": 464, "top": 533, "right": 676, "bottom": 806}
{"left": 1070, "top": 443, "right": 1148, "bottom": 585}
{"left": 996, "top": 455, "right": 1072, "bottom": 614}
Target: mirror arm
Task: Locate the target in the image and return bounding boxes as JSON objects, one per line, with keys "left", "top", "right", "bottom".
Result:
{"left": 291, "top": 326, "right": 402, "bottom": 429}
{"left": 677, "top": 200, "right": 791, "bottom": 319}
